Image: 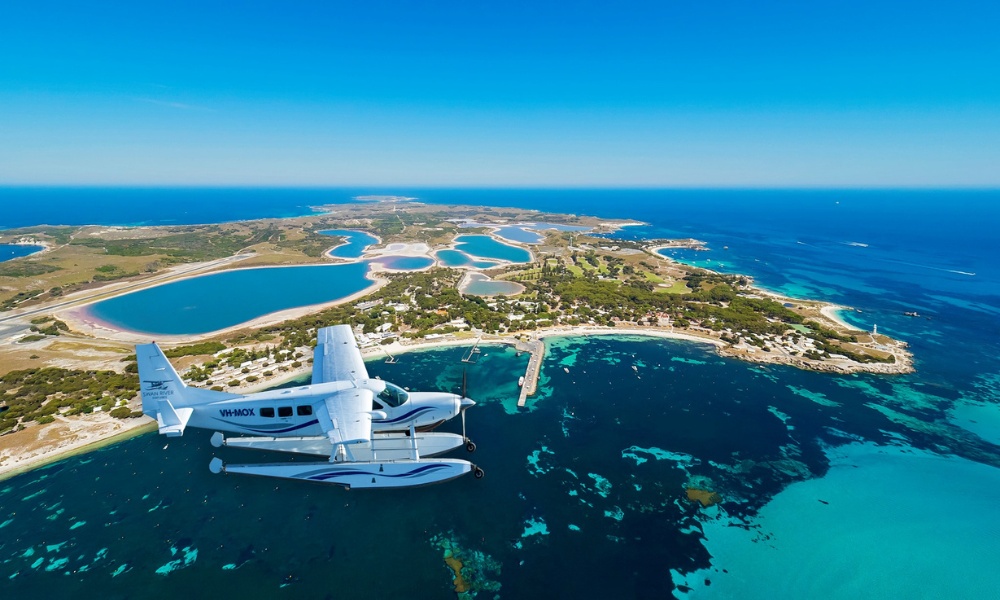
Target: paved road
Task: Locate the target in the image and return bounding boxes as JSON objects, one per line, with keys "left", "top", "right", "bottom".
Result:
{"left": 0, "top": 253, "right": 251, "bottom": 335}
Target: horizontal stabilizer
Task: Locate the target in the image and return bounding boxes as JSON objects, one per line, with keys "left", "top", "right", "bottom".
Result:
{"left": 155, "top": 399, "right": 192, "bottom": 437}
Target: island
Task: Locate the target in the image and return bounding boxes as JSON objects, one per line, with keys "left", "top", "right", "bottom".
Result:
{"left": 0, "top": 199, "right": 912, "bottom": 478}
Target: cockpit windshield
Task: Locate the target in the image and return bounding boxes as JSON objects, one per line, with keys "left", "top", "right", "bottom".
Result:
{"left": 377, "top": 382, "right": 409, "bottom": 408}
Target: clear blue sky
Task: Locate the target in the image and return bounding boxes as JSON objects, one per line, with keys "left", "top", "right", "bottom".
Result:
{"left": 2, "top": 1, "right": 998, "bottom": 186}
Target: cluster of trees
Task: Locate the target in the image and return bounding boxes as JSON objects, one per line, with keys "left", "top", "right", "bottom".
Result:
{"left": 1, "top": 289, "right": 43, "bottom": 312}
{"left": 28, "top": 318, "right": 69, "bottom": 337}
{"left": 164, "top": 341, "right": 226, "bottom": 358}
{"left": 0, "top": 262, "right": 61, "bottom": 278}
{"left": 0, "top": 367, "right": 141, "bottom": 434}
{"left": 92, "top": 264, "right": 140, "bottom": 282}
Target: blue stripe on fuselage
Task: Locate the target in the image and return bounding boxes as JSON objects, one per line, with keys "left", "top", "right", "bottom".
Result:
{"left": 308, "top": 464, "right": 450, "bottom": 481}
{"left": 373, "top": 406, "right": 434, "bottom": 425}
{"left": 213, "top": 418, "right": 320, "bottom": 435}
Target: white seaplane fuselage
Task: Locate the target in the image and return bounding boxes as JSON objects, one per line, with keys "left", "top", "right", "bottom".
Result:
{"left": 138, "top": 324, "right": 482, "bottom": 489}
{"left": 199, "top": 380, "right": 467, "bottom": 438}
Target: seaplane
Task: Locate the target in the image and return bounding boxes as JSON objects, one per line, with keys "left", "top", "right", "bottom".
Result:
{"left": 136, "top": 324, "right": 483, "bottom": 489}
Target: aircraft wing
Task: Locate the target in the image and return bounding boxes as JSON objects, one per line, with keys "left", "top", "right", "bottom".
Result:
{"left": 312, "top": 325, "right": 369, "bottom": 385}
{"left": 316, "top": 388, "right": 374, "bottom": 446}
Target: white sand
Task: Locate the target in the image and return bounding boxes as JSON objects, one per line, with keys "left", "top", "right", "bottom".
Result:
{"left": 819, "top": 305, "right": 858, "bottom": 330}
{"left": 0, "top": 412, "right": 155, "bottom": 481}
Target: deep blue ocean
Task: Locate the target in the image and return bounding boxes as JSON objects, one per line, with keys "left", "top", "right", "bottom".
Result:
{"left": 1, "top": 188, "right": 999, "bottom": 598}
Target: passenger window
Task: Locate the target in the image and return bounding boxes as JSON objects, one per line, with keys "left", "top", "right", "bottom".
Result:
{"left": 297, "top": 405, "right": 313, "bottom": 416}
{"left": 261, "top": 407, "right": 275, "bottom": 418}
{"left": 278, "top": 406, "right": 293, "bottom": 417}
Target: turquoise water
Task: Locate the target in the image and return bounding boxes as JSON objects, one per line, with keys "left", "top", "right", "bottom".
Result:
{"left": 317, "top": 229, "right": 378, "bottom": 259}
{"left": 0, "top": 244, "right": 44, "bottom": 262}
{"left": 494, "top": 226, "right": 543, "bottom": 244}
{"left": 459, "top": 222, "right": 590, "bottom": 245}
{"left": 368, "top": 255, "right": 434, "bottom": 270}
{"left": 493, "top": 223, "right": 591, "bottom": 244}
{"left": 435, "top": 249, "right": 499, "bottom": 269}
{"left": 3, "top": 189, "right": 1000, "bottom": 597}
{"left": 681, "top": 443, "right": 1000, "bottom": 598}
{"left": 6, "top": 336, "right": 998, "bottom": 597}
{"left": 85, "top": 255, "right": 426, "bottom": 336}
{"left": 454, "top": 235, "right": 531, "bottom": 263}
{"left": 462, "top": 273, "right": 523, "bottom": 297}
{"left": 87, "top": 262, "right": 373, "bottom": 335}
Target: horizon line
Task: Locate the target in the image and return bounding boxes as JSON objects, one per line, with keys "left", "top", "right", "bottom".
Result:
{"left": 2, "top": 184, "right": 999, "bottom": 191}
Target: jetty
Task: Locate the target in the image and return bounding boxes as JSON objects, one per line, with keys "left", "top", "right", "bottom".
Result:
{"left": 516, "top": 337, "right": 544, "bottom": 407}
{"left": 461, "top": 338, "right": 482, "bottom": 363}
{"left": 383, "top": 347, "right": 398, "bottom": 364}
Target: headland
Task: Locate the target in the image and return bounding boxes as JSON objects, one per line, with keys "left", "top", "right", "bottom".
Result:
{"left": 0, "top": 199, "right": 913, "bottom": 477}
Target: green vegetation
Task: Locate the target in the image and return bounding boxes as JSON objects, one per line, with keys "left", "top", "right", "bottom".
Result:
{"left": 29, "top": 319, "right": 69, "bottom": 337}
{"left": 92, "top": 264, "right": 140, "bottom": 282}
{"left": 163, "top": 341, "right": 226, "bottom": 358}
{"left": 109, "top": 406, "right": 143, "bottom": 419}
{"left": 1, "top": 289, "right": 43, "bottom": 311}
{"left": 68, "top": 227, "right": 277, "bottom": 263}
{"left": 5, "top": 226, "right": 75, "bottom": 245}
{"left": 0, "top": 367, "right": 140, "bottom": 434}
{"left": 0, "top": 262, "right": 61, "bottom": 277}
{"left": 282, "top": 229, "right": 345, "bottom": 258}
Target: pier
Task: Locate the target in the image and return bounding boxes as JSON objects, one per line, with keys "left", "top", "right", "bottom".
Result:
{"left": 461, "top": 338, "right": 482, "bottom": 363}
{"left": 517, "top": 337, "right": 544, "bottom": 407}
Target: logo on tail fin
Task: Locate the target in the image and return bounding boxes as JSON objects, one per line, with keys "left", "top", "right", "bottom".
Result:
{"left": 142, "top": 380, "right": 174, "bottom": 397}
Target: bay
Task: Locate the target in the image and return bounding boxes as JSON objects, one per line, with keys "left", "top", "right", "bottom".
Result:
{"left": 2, "top": 188, "right": 999, "bottom": 597}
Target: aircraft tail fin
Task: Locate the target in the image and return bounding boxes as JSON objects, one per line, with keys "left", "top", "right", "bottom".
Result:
{"left": 136, "top": 342, "right": 240, "bottom": 436}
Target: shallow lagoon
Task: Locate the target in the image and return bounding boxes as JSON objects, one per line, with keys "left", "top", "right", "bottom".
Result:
{"left": 87, "top": 262, "right": 373, "bottom": 335}
{"left": 367, "top": 255, "right": 434, "bottom": 270}
{"left": 461, "top": 222, "right": 590, "bottom": 245}
{"left": 454, "top": 235, "right": 530, "bottom": 263}
{"left": 435, "top": 249, "right": 498, "bottom": 269}
{"left": 461, "top": 273, "right": 523, "bottom": 297}
{"left": 317, "top": 229, "right": 378, "bottom": 259}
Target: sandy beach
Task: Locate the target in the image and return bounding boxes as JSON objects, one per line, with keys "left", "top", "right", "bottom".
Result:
{"left": 819, "top": 304, "right": 858, "bottom": 330}
{"left": 0, "top": 411, "right": 156, "bottom": 481}
{"left": 0, "top": 314, "right": 908, "bottom": 481}
{"left": 1, "top": 226, "right": 905, "bottom": 481}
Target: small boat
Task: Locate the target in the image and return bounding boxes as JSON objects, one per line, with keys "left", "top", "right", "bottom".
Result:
{"left": 631, "top": 365, "right": 638, "bottom": 372}
{"left": 518, "top": 376, "right": 525, "bottom": 387}
{"left": 903, "top": 311, "right": 920, "bottom": 317}
{"left": 563, "top": 367, "right": 570, "bottom": 373}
